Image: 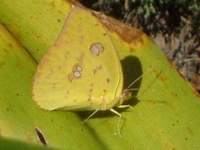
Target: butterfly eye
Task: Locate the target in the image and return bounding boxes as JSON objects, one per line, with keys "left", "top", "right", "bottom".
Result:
{"left": 90, "top": 43, "right": 104, "bottom": 56}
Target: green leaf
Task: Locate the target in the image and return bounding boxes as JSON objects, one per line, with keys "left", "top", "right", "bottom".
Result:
{"left": 0, "top": 0, "right": 200, "bottom": 150}
{"left": 0, "top": 137, "right": 56, "bottom": 150}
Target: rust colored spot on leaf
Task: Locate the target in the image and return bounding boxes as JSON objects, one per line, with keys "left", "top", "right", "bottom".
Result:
{"left": 93, "top": 11, "right": 145, "bottom": 45}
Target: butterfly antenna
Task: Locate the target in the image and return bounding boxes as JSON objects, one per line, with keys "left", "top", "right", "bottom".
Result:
{"left": 127, "top": 65, "right": 155, "bottom": 89}
{"left": 81, "top": 109, "right": 99, "bottom": 124}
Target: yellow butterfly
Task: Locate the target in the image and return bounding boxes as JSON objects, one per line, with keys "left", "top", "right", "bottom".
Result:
{"left": 33, "top": 7, "right": 132, "bottom": 135}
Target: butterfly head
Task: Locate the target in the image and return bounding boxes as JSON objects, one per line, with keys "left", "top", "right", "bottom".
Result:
{"left": 116, "top": 89, "right": 132, "bottom": 106}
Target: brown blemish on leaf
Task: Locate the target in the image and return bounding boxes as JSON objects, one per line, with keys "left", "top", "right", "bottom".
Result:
{"left": 49, "top": 1, "right": 56, "bottom": 8}
{"left": 187, "top": 127, "right": 193, "bottom": 134}
{"left": 171, "top": 92, "right": 178, "bottom": 99}
{"left": 160, "top": 75, "right": 168, "bottom": 82}
{"left": 184, "top": 137, "right": 188, "bottom": 141}
{"left": 8, "top": 43, "right": 13, "bottom": 48}
{"left": 92, "top": 11, "right": 144, "bottom": 45}
{"left": 0, "top": 62, "right": 5, "bottom": 68}
{"left": 166, "top": 102, "right": 178, "bottom": 114}
{"left": 35, "top": 127, "right": 48, "bottom": 146}
{"left": 68, "top": 1, "right": 145, "bottom": 49}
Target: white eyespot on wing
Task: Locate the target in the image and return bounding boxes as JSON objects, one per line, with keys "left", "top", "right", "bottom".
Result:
{"left": 76, "top": 65, "right": 82, "bottom": 72}
{"left": 73, "top": 71, "right": 81, "bottom": 78}
{"left": 68, "top": 64, "right": 83, "bottom": 82}
{"left": 90, "top": 43, "right": 104, "bottom": 56}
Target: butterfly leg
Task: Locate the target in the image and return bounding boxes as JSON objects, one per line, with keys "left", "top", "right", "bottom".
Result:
{"left": 110, "top": 105, "right": 132, "bottom": 135}
{"left": 117, "top": 105, "right": 132, "bottom": 109}
{"left": 110, "top": 108, "right": 122, "bottom": 135}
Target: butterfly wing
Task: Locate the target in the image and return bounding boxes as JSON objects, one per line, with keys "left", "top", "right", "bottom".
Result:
{"left": 33, "top": 7, "right": 123, "bottom": 111}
